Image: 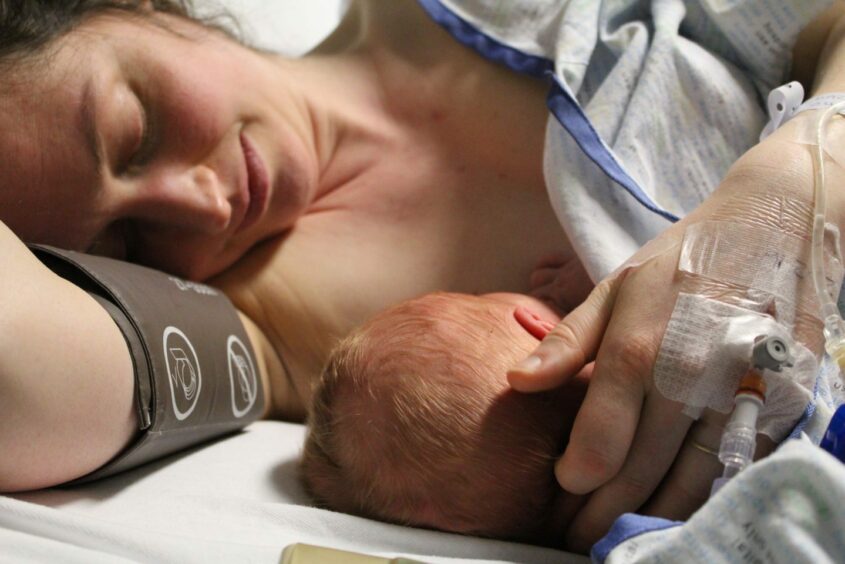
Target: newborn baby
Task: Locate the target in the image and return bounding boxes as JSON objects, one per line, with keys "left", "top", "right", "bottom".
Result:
{"left": 301, "top": 292, "right": 590, "bottom": 545}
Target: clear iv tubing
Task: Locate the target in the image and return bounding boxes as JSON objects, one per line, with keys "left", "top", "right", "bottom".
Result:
{"left": 812, "top": 101, "right": 845, "bottom": 368}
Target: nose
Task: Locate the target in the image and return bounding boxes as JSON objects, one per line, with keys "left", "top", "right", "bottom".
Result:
{"left": 117, "top": 163, "right": 232, "bottom": 233}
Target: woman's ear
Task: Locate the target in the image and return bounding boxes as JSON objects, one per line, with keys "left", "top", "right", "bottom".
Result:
{"left": 514, "top": 306, "right": 556, "bottom": 341}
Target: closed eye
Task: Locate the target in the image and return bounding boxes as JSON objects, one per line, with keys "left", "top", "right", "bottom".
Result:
{"left": 124, "top": 92, "right": 156, "bottom": 175}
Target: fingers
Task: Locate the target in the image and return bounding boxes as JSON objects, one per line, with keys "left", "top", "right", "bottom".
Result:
{"left": 508, "top": 275, "right": 622, "bottom": 392}
{"left": 554, "top": 373, "right": 643, "bottom": 494}
{"left": 553, "top": 284, "right": 667, "bottom": 494}
{"left": 562, "top": 398, "right": 691, "bottom": 551}
{"left": 643, "top": 417, "right": 777, "bottom": 521}
{"left": 641, "top": 416, "right": 725, "bottom": 520}
{"left": 552, "top": 257, "right": 678, "bottom": 512}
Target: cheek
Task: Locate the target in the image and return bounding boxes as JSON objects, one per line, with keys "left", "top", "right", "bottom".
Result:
{"left": 265, "top": 130, "right": 316, "bottom": 230}
{"left": 15, "top": 191, "right": 102, "bottom": 251}
{"left": 151, "top": 53, "right": 236, "bottom": 150}
{"left": 165, "top": 87, "right": 230, "bottom": 151}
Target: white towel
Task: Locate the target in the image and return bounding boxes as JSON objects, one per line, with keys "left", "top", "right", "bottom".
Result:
{"left": 192, "top": 0, "right": 350, "bottom": 56}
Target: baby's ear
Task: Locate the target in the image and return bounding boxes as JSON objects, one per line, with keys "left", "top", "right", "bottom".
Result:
{"left": 514, "top": 306, "right": 556, "bottom": 340}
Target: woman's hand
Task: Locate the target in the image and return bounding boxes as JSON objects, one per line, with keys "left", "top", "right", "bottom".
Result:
{"left": 509, "top": 130, "right": 833, "bottom": 550}
{"left": 509, "top": 6, "right": 845, "bottom": 549}
{"left": 512, "top": 217, "right": 696, "bottom": 551}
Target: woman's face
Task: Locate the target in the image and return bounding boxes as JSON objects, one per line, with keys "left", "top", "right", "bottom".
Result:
{"left": 0, "top": 12, "right": 318, "bottom": 279}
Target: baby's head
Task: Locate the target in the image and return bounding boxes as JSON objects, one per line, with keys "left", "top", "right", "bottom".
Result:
{"left": 302, "top": 292, "right": 588, "bottom": 544}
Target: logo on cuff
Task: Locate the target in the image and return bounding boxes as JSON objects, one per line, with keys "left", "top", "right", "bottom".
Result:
{"left": 163, "top": 326, "right": 202, "bottom": 421}
{"left": 228, "top": 335, "right": 258, "bottom": 418}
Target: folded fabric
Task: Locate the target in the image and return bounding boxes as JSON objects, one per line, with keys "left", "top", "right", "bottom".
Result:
{"left": 594, "top": 439, "right": 845, "bottom": 563}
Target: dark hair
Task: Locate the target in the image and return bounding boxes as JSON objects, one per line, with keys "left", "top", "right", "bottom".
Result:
{"left": 0, "top": 1, "right": 197, "bottom": 64}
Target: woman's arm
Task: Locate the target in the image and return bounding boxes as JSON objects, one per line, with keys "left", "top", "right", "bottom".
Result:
{"left": 0, "top": 222, "right": 284, "bottom": 492}
{"left": 0, "top": 221, "right": 137, "bottom": 491}
{"left": 792, "top": 2, "right": 845, "bottom": 90}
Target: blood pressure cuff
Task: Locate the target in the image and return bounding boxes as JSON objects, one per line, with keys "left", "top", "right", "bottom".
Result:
{"left": 29, "top": 245, "right": 266, "bottom": 483}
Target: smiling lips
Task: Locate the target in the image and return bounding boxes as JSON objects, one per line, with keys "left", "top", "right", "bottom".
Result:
{"left": 238, "top": 131, "right": 269, "bottom": 233}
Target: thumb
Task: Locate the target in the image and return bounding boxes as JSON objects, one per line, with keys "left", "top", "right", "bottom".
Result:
{"left": 508, "top": 275, "right": 622, "bottom": 392}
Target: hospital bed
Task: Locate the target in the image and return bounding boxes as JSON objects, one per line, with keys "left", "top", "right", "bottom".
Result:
{"left": 0, "top": 2, "right": 586, "bottom": 562}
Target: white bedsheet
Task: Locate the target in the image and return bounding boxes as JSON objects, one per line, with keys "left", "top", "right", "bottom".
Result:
{"left": 1, "top": 422, "right": 585, "bottom": 564}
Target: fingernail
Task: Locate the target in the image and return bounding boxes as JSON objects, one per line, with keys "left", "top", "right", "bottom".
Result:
{"left": 513, "top": 355, "right": 542, "bottom": 373}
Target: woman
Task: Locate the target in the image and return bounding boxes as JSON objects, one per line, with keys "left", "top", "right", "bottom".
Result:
{"left": 1, "top": 0, "right": 843, "bottom": 550}
{"left": 0, "top": 0, "right": 588, "bottom": 487}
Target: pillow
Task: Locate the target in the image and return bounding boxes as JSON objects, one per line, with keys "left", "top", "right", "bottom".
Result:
{"left": 192, "top": 0, "right": 350, "bottom": 56}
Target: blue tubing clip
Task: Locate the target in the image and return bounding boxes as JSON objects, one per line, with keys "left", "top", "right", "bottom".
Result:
{"left": 820, "top": 404, "right": 845, "bottom": 463}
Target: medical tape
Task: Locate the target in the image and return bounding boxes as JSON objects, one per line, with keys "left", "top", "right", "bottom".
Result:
{"left": 678, "top": 221, "right": 844, "bottom": 331}
{"left": 653, "top": 293, "right": 817, "bottom": 439}
{"left": 653, "top": 220, "right": 844, "bottom": 439}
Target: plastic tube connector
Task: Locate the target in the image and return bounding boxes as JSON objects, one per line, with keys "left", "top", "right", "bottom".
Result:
{"left": 718, "top": 392, "right": 763, "bottom": 474}
{"left": 711, "top": 370, "right": 767, "bottom": 497}
{"left": 823, "top": 315, "right": 845, "bottom": 372}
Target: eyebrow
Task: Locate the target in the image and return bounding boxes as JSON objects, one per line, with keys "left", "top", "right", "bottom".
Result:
{"left": 80, "top": 79, "right": 103, "bottom": 176}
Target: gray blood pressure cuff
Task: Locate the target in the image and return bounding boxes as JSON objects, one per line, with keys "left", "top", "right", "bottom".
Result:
{"left": 29, "top": 245, "right": 266, "bottom": 482}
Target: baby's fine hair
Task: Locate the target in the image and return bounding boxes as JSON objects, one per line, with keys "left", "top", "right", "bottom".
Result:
{"left": 301, "top": 293, "right": 567, "bottom": 542}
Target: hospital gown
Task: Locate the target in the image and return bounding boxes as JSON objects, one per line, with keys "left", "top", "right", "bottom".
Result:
{"left": 416, "top": 0, "right": 845, "bottom": 561}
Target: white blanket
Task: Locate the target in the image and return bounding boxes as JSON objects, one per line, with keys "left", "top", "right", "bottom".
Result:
{"left": 427, "top": 0, "right": 833, "bottom": 280}
{"left": 1, "top": 422, "right": 586, "bottom": 564}
{"left": 598, "top": 439, "right": 845, "bottom": 563}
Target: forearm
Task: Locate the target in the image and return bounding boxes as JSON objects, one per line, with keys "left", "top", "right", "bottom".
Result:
{"left": 712, "top": 5, "right": 845, "bottom": 232}
{"left": 0, "top": 223, "right": 137, "bottom": 491}
{"left": 792, "top": 2, "right": 845, "bottom": 90}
